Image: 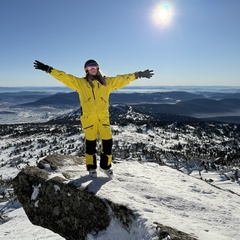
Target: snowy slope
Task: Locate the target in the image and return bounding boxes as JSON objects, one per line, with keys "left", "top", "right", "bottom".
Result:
{"left": 1, "top": 160, "right": 240, "bottom": 240}
{"left": 87, "top": 161, "right": 240, "bottom": 240}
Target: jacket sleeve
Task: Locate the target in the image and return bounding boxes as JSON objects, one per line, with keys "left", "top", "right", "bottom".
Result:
{"left": 50, "top": 68, "right": 83, "bottom": 91}
{"left": 106, "top": 73, "right": 137, "bottom": 91}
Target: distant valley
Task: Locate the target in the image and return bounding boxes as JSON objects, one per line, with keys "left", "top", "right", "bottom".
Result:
{"left": 1, "top": 90, "right": 240, "bottom": 124}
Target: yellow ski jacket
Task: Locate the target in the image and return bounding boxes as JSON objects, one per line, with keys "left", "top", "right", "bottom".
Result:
{"left": 50, "top": 68, "right": 137, "bottom": 120}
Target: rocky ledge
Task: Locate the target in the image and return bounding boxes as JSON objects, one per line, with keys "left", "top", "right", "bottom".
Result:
{"left": 12, "top": 155, "right": 197, "bottom": 240}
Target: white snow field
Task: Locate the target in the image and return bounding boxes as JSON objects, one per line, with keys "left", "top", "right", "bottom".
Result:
{"left": 1, "top": 159, "right": 240, "bottom": 240}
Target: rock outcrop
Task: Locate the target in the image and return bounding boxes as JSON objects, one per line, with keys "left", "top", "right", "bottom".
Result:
{"left": 12, "top": 155, "right": 134, "bottom": 240}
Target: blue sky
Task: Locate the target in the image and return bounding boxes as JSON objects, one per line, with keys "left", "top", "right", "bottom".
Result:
{"left": 1, "top": 0, "right": 240, "bottom": 87}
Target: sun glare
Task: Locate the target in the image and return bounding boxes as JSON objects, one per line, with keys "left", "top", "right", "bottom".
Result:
{"left": 153, "top": 3, "right": 173, "bottom": 25}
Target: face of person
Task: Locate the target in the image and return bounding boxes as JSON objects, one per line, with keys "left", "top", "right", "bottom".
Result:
{"left": 85, "top": 63, "right": 99, "bottom": 76}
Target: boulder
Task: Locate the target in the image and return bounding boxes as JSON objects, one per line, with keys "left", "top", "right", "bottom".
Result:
{"left": 12, "top": 155, "right": 133, "bottom": 240}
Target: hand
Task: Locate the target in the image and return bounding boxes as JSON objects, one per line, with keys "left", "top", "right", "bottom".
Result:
{"left": 138, "top": 69, "right": 154, "bottom": 79}
{"left": 34, "top": 60, "right": 52, "bottom": 73}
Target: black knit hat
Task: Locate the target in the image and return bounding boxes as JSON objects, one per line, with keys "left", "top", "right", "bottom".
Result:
{"left": 84, "top": 59, "right": 99, "bottom": 69}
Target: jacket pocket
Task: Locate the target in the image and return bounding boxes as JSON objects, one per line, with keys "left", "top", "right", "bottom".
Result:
{"left": 100, "top": 97, "right": 107, "bottom": 103}
{"left": 84, "top": 124, "right": 94, "bottom": 130}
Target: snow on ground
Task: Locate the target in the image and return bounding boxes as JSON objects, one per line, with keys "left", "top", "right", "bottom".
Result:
{"left": 88, "top": 161, "right": 240, "bottom": 240}
{"left": 0, "top": 121, "right": 240, "bottom": 239}
{"left": 1, "top": 160, "right": 240, "bottom": 240}
{"left": 190, "top": 170, "right": 240, "bottom": 195}
{"left": 0, "top": 207, "right": 64, "bottom": 240}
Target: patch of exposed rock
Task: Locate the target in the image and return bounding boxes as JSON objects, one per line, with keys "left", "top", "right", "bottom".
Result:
{"left": 12, "top": 155, "right": 135, "bottom": 239}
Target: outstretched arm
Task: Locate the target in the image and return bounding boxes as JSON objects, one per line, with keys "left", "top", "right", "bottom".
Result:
{"left": 107, "top": 69, "right": 154, "bottom": 90}
{"left": 33, "top": 60, "right": 82, "bottom": 91}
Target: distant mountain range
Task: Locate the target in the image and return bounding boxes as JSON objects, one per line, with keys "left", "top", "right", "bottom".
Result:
{"left": 13, "top": 92, "right": 79, "bottom": 108}
{"left": 1, "top": 90, "right": 240, "bottom": 124}
{"left": 0, "top": 91, "right": 52, "bottom": 105}
{"left": 47, "top": 104, "right": 202, "bottom": 126}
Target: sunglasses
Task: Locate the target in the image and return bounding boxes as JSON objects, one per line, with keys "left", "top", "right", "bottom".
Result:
{"left": 86, "top": 63, "right": 99, "bottom": 70}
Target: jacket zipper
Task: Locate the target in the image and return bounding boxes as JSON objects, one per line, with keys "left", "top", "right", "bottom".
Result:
{"left": 92, "top": 88, "right": 95, "bottom": 100}
{"left": 91, "top": 86, "right": 100, "bottom": 122}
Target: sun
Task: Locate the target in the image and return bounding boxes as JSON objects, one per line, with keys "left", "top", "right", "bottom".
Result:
{"left": 153, "top": 3, "right": 173, "bottom": 25}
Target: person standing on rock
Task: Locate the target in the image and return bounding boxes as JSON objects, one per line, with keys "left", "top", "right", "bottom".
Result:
{"left": 34, "top": 59, "right": 154, "bottom": 178}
